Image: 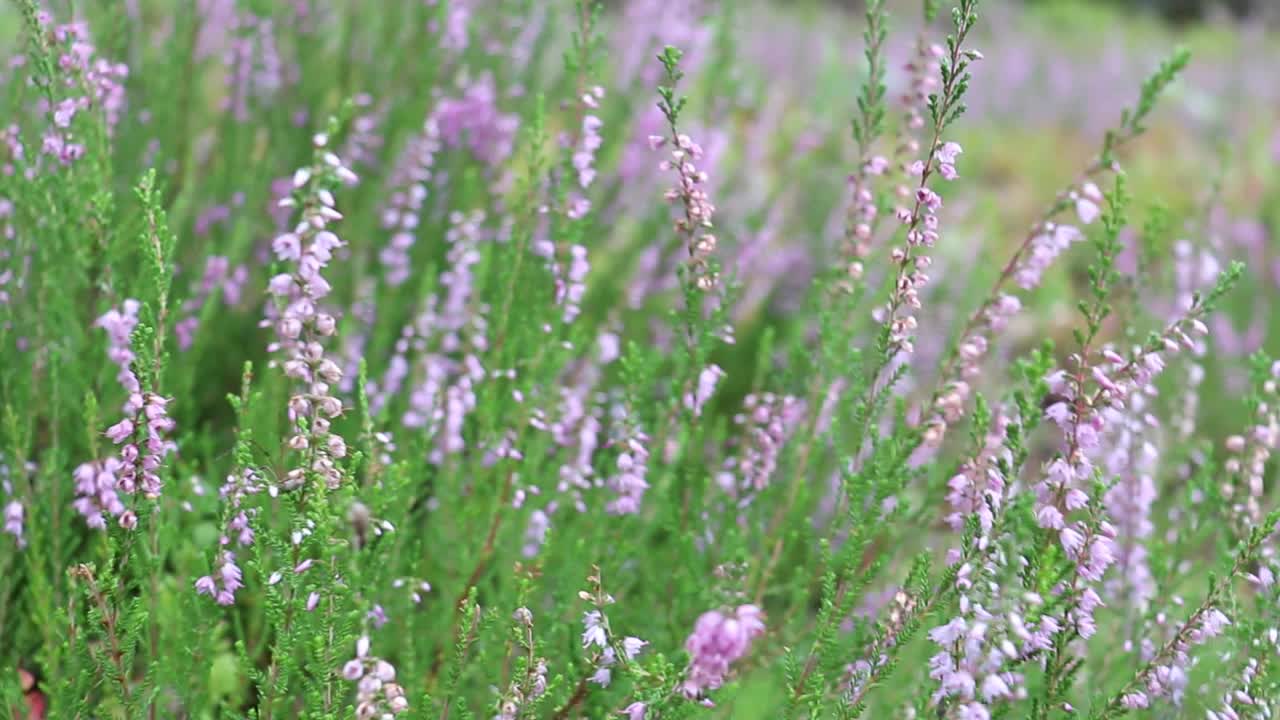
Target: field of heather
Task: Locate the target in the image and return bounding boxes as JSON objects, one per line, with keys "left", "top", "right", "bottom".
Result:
{"left": 1, "top": 1, "right": 1279, "bottom": 718}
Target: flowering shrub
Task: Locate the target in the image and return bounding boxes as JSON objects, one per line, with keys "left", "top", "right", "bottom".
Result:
{"left": 1, "top": 0, "right": 1279, "bottom": 718}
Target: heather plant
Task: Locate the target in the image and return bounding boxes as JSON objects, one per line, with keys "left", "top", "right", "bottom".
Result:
{"left": 1, "top": 0, "right": 1279, "bottom": 719}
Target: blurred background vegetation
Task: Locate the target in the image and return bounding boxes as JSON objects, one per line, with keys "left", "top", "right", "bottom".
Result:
{"left": 821, "top": 0, "right": 1278, "bottom": 23}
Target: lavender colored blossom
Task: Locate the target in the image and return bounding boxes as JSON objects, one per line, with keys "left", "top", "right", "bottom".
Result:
{"left": 379, "top": 115, "right": 441, "bottom": 285}
{"left": 72, "top": 459, "right": 126, "bottom": 529}
{"left": 194, "top": 550, "right": 244, "bottom": 606}
{"left": 3, "top": 499, "right": 24, "bottom": 547}
{"left": 1221, "top": 361, "right": 1280, "bottom": 530}
{"left": 839, "top": 154, "right": 890, "bottom": 288}
{"left": 267, "top": 135, "right": 357, "bottom": 491}
{"left": 96, "top": 299, "right": 141, "bottom": 388}
{"left": 606, "top": 421, "right": 650, "bottom": 515}
{"left": 73, "top": 297, "right": 176, "bottom": 528}
{"left": 340, "top": 93, "right": 386, "bottom": 172}
{"left": 929, "top": 413, "right": 1029, "bottom": 717}
{"left": 684, "top": 364, "right": 725, "bottom": 417}
{"left": 680, "top": 604, "right": 765, "bottom": 698}
{"left": 881, "top": 135, "right": 961, "bottom": 357}
{"left": 1030, "top": 298, "right": 1216, "bottom": 648}
{"left": 175, "top": 256, "right": 248, "bottom": 350}
{"left": 391, "top": 210, "right": 490, "bottom": 465}
{"left": 1101, "top": 393, "right": 1159, "bottom": 608}
{"left": 944, "top": 412, "right": 1011, "bottom": 532}
{"left": 35, "top": 17, "right": 129, "bottom": 163}
{"left": 222, "top": 11, "right": 284, "bottom": 122}
{"left": 435, "top": 73, "right": 519, "bottom": 166}
{"left": 1014, "top": 224, "right": 1083, "bottom": 290}
{"left": 655, "top": 131, "right": 719, "bottom": 291}
{"left": 718, "top": 393, "right": 805, "bottom": 495}
{"left": 345, "top": 635, "right": 409, "bottom": 717}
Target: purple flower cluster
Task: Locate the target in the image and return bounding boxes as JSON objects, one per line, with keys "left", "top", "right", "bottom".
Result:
{"left": 395, "top": 210, "right": 489, "bottom": 465}
{"left": 97, "top": 299, "right": 141, "bottom": 385}
{"left": 591, "top": 636, "right": 647, "bottom": 687}
{"left": 102, "top": 390, "right": 175, "bottom": 504}
{"left": 72, "top": 458, "right": 127, "bottom": 530}
{"left": 0, "top": 197, "right": 17, "bottom": 310}
{"left": 605, "top": 417, "right": 650, "bottom": 515}
{"left": 0, "top": 125, "right": 26, "bottom": 179}
{"left": 341, "top": 93, "right": 386, "bottom": 172}
{"left": 194, "top": 550, "right": 244, "bottom": 606}
{"left": 1101, "top": 391, "right": 1159, "bottom": 608}
{"left": 2, "top": 499, "right": 21, "bottom": 547}
{"left": 222, "top": 11, "right": 284, "bottom": 122}
{"left": 882, "top": 139, "right": 963, "bottom": 357}
{"left": 1221, "top": 361, "right": 1280, "bottom": 530}
{"left": 37, "top": 16, "right": 129, "bottom": 162}
{"left": 72, "top": 301, "right": 176, "bottom": 530}
{"left": 578, "top": 588, "right": 648, "bottom": 690}
{"left": 717, "top": 393, "right": 805, "bottom": 495}
{"left": 1014, "top": 223, "right": 1084, "bottom": 290}
{"left": 899, "top": 37, "right": 943, "bottom": 139}
{"left": 923, "top": 294, "right": 1021, "bottom": 446}
{"left": 930, "top": 413, "right": 1029, "bottom": 718}
{"left": 1207, "top": 654, "right": 1272, "bottom": 720}
{"left": 555, "top": 242, "right": 590, "bottom": 324}
{"left": 175, "top": 255, "right": 248, "bottom": 350}
{"left": 568, "top": 88, "right": 605, "bottom": 216}
{"left": 680, "top": 604, "right": 765, "bottom": 698}
{"left": 193, "top": 468, "right": 266, "bottom": 606}
{"left": 266, "top": 136, "right": 357, "bottom": 490}
{"left": 430, "top": 0, "right": 474, "bottom": 52}
{"left": 684, "top": 364, "right": 725, "bottom": 417}
{"left": 1, "top": 456, "right": 27, "bottom": 547}
{"left": 1120, "top": 605, "right": 1232, "bottom": 709}
{"left": 435, "top": 73, "right": 519, "bottom": 167}
{"left": 840, "top": 155, "right": 890, "bottom": 287}
{"left": 574, "top": 96, "right": 605, "bottom": 187}
{"left": 1030, "top": 310, "right": 1212, "bottom": 647}
{"left": 534, "top": 85, "right": 604, "bottom": 323}
{"left": 921, "top": 178, "right": 1101, "bottom": 446}
{"left": 944, "top": 411, "right": 1011, "bottom": 532}
{"left": 653, "top": 132, "right": 719, "bottom": 291}
{"left": 928, "top": 601, "right": 1028, "bottom": 717}
{"left": 379, "top": 115, "right": 441, "bottom": 286}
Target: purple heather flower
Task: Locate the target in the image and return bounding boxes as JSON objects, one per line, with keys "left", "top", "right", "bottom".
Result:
{"left": 718, "top": 393, "right": 806, "bottom": 495}
{"left": 680, "top": 604, "right": 765, "bottom": 698}
{"left": 347, "top": 635, "right": 408, "bottom": 716}
{"left": 607, "top": 448, "right": 649, "bottom": 516}
{"left": 657, "top": 130, "right": 719, "bottom": 291}
{"left": 582, "top": 610, "right": 608, "bottom": 649}
{"left": 378, "top": 114, "right": 441, "bottom": 286}
{"left": 221, "top": 11, "right": 285, "bottom": 122}
{"left": 936, "top": 141, "right": 963, "bottom": 180}
{"left": 1015, "top": 224, "right": 1083, "bottom": 290}
{"left": 3, "top": 499, "right": 24, "bottom": 547}
{"left": 1073, "top": 182, "right": 1103, "bottom": 225}
{"left": 72, "top": 459, "right": 126, "bottom": 529}
{"left": 174, "top": 254, "right": 243, "bottom": 348}
{"left": 684, "top": 364, "right": 725, "bottom": 417}
{"left": 267, "top": 135, "right": 356, "bottom": 491}
{"left": 434, "top": 72, "right": 518, "bottom": 166}
{"left": 195, "top": 551, "right": 244, "bottom": 606}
